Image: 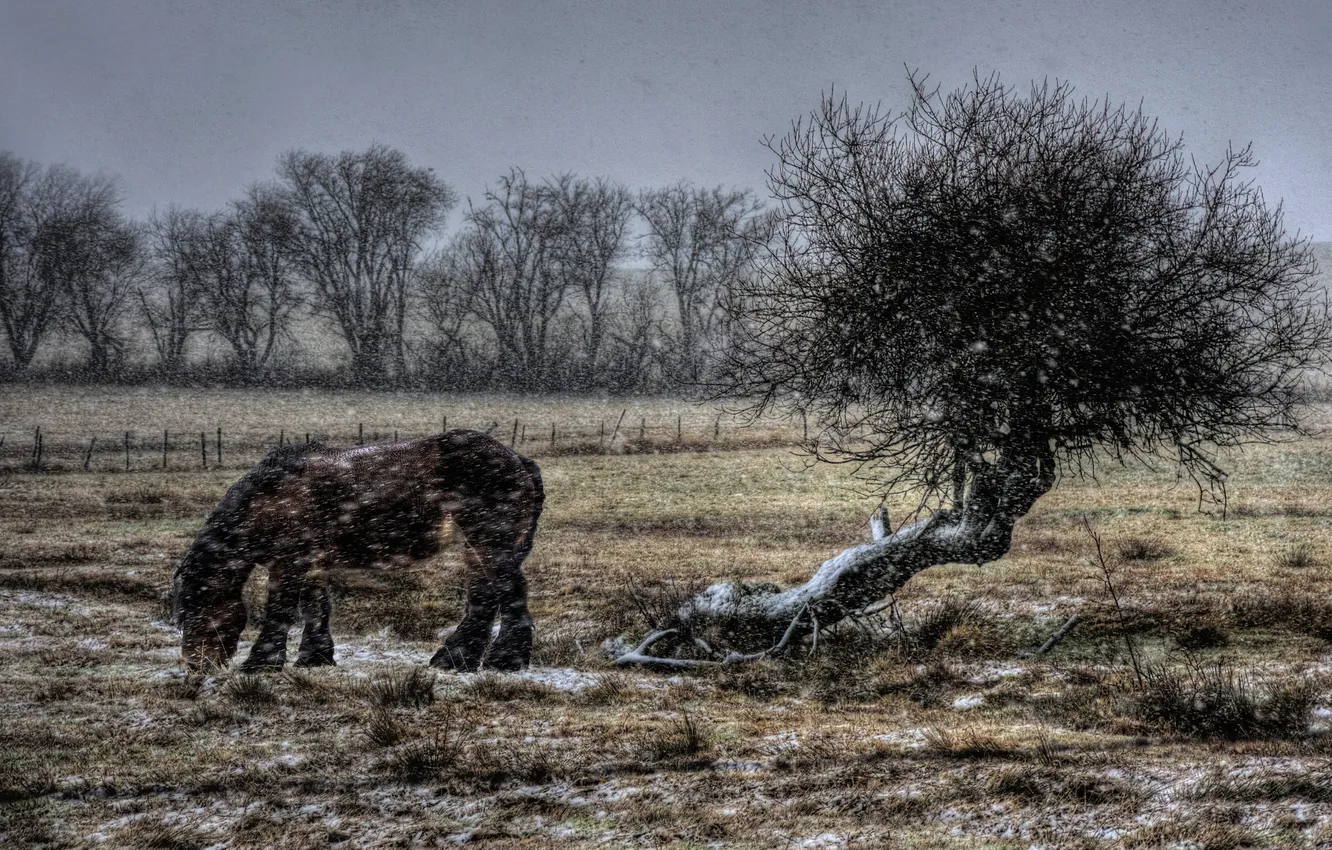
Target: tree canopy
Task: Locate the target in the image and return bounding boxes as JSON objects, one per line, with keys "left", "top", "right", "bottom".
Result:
{"left": 724, "top": 72, "right": 1330, "bottom": 506}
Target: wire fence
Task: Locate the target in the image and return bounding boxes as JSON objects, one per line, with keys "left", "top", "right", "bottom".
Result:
{"left": 0, "top": 410, "right": 802, "bottom": 474}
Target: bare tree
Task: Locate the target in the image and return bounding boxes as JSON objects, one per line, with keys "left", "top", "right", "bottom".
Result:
{"left": 616, "top": 73, "right": 1331, "bottom": 668}
{"left": 195, "top": 186, "right": 302, "bottom": 378}
{"left": 636, "top": 182, "right": 766, "bottom": 385}
{"left": 276, "top": 145, "right": 456, "bottom": 385}
{"left": 456, "top": 170, "right": 571, "bottom": 390}
{"left": 142, "top": 206, "right": 210, "bottom": 375}
{"left": 0, "top": 158, "right": 122, "bottom": 373}
{"left": 414, "top": 240, "right": 477, "bottom": 386}
{"left": 547, "top": 174, "right": 634, "bottom": 387}
{"left": 61, "top": 217, "right": 145, "bottom": 377}
{"left": 603, "top": 274, "right": 667, "bottom": 392}
{"left": 0, "top": 152, "right": 43, "bottom": 371}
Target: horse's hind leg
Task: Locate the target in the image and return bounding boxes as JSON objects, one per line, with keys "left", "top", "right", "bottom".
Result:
{"left": 241, "top": 554, "right": 310, "bottom": 671}
{"left": 485, "top": 552, "right": 532, "bottom": 671}
{"left": 294, "top": 582, "right": 335, "bottom": 667}
{"left": 432, "top": 544, "right": 498, "bottom": 672}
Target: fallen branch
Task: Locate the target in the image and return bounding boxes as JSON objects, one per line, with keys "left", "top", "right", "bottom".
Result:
{"left": 615, "top": 605, "right": 813, "bottom": 668}
{"left": 1032, "top": 612, "right": 1083, "bottom": 657}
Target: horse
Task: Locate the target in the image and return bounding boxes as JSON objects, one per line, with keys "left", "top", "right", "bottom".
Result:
{"left": 171, "top": 430, "right": 544, "bottom": 674}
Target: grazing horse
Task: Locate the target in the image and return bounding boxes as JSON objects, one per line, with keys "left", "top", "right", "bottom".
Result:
{"left": 172, "top": 430, "right": 544, "bottom": 674}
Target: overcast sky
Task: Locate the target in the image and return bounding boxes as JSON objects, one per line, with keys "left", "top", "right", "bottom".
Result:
{"left": 1, "top": 0, "right": 1328, "bottom": 237}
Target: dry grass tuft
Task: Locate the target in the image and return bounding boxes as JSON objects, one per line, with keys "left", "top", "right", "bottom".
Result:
{"left": 363, "top": 708, "right": 409, "bottom": 748}
{"left": 380, "top": 704, "right": 473, "bottom": 781}
{"left": 1272, "top": 541, "right": 1319, "bottom": 570}
{"left": 1191, "top": 771, "right": 1332, "bottom": 803}
{"left": 1115, "top": 535, "right": 1176, "bottom": 561}
{"left": 461, "top": 673, "right": 556, "bottom": 703}
{"left": 368, "top": 667, "right": 436, "bottom": 708}
{"left": 1132, "top": 662, "right": 1315, "bottom": 740}
{"left": 921, "top": 727, "right": 1022, "bottom": 760}
{"left": 1229, "top": 589, "right": 1332, "bottom": 641}
{"left": 222, "top": 674, "right": 276, "bottom": 709}
{"left": 633, "top": 712, "right": 711, "bottom": 762}
{"left": 577, "top": 672, "right": 631, "bottom": 705}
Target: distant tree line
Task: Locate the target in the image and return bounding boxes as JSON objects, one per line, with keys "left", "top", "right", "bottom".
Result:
{"left": 0, "top": 146, "right": 768, "bottom": 392}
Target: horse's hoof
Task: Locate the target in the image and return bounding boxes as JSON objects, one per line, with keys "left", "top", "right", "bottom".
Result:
{"left": 429, "top": 647, "right": 478, "bottom": 672}
{"left": 481, "top": 654, "right": 529, "bottom": 672}
{"left": 238, "top": 657, "right": 285, "bottom": 673}
{"left": 293, "top": 655, "right": 336, "bottom": 668}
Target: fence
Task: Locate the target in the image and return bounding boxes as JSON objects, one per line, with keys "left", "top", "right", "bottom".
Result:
{"left": 0, "top": 411, "right": 801, "bottom": 474}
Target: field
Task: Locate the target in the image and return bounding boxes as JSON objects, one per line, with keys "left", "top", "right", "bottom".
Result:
{"left": 5, "top": 386, "right": 1332, "bottom": 847}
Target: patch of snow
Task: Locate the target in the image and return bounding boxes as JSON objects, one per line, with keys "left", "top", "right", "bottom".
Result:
{"left": 952, "top": 694, "right": 985, "bottom": 710}
{"left": 873, "top": 728, "right": 929, "bottom": 749}
{"left": 786, "top": 833, "right": 847, "bottom": 849}
{"left": 713, "top": 759, "right": 768, "bottom": 773}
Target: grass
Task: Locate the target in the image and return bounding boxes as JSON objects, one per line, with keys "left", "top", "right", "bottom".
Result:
{"left": 3, "top": 387, "right": 1332, "bottom": 845}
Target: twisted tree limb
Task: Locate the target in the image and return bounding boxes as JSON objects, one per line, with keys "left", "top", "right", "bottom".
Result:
{"left": 615, "top": 442, "right": 1056, "bottom": 667}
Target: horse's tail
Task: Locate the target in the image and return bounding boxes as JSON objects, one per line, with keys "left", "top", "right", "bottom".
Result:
{"left": 515, "top": 455, "right": 544, "bottom": 562}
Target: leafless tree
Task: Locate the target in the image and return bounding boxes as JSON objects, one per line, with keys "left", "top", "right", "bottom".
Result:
{"left": 0, "top": 153, "right": 43, "bottom": 371}
{"left": 276, "top": 145, "right": 456, "bottom": 385}
{"left": 546, "top": 174, "right": 635, "bottom": 387}
{"left": 455, "top": 170, "right": 571, "bottom": 390}
{"left": 60, "top": 217, "right": 145, "bottom": 377}
{"left": 616, "top": 73, "right": 1331, "bottom": 668}
{"left": 636, "top": 182, "right": 766, "bottom": 385}
{"left": 142, "top": 206, "right": 211, "bottom": 375}
{"left": 194, "top": 186, "right": 302, "bottom": 378}
{"left": 0, "top": 157, "right": 123, "bottom": 373}
{"left": 413, "top": 240, "right": 477, "bottom": 386}
{"left": 603, "top": 274, "right": 667, "bottom": 392}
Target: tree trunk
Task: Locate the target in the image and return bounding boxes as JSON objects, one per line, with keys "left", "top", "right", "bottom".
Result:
{"left": 615, "top": 441, "right": 1056, "bottom": 666}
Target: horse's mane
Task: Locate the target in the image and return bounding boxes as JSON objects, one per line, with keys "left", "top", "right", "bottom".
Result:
{"left": 206, "top": 442, "right": 321, "bottom": 542}
{"left": 173, "top": 443, "right": 322, "bottom": 622}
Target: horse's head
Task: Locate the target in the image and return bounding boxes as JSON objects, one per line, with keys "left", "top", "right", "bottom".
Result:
{"left": 174, "top": 538, "right": 249, "bottom": 673}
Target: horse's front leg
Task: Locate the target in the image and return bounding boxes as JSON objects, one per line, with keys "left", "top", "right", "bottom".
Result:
{"left": 432, "top": 545, "right": 497, "bottom": 672}
{"left": 241, "top": 554, "right": 310, "bottom": 671}
{"left": 295, "top": 582, "right": 336, "bottom": 667}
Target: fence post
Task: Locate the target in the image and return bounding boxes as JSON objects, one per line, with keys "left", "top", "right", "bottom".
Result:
{"left": 608, "top": 409, "right": 627, "bottom": 447}
{"left": 216, "top": 427, "right": 222, "bottom": 466}
{"left": 511, "top": 418, "right": 519, "bottom": 447}
{"left": 677, "top": 415, "right": 682, "bottom": 444}
{"left": 639, "top": 417, "right": 645, "bottom": 441}
{"left": 358, "top": 423, "right": 364, "bottom": 445}
{"left": 84, "top": 437, "right": 96, "bottom": 471}
{"left": 162, "top": 429, "right": 168, "bottom": 470}
{"left": 599, "top": 420, "right": 605, "bottom": 449}
{"left": 32, "top": 427, "right": 41, "bottom": 469}
{"left": 550, "top": 422, "right": 556, "bottom": 447}
{"left": 125, "top": 431, "right": 130, "bottom": 471}
{"left": 442, "top": 415, "right": 447, "bottom": 434}
{"left": 200, "top": 432, "right": 207, "bottom": 469}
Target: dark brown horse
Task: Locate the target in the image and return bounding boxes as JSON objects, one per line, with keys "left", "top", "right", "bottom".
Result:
{"left": 172, "top": 430, "right": 544, "bottom": 674}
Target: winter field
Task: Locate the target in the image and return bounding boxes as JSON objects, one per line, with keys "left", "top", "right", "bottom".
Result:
{"left": 5, "top": 387, "right": 1332, "bottom": 847}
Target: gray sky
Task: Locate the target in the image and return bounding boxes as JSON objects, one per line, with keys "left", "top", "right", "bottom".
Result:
{"left": 1, "top": 0, "right": 1329, "bottom": 237}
